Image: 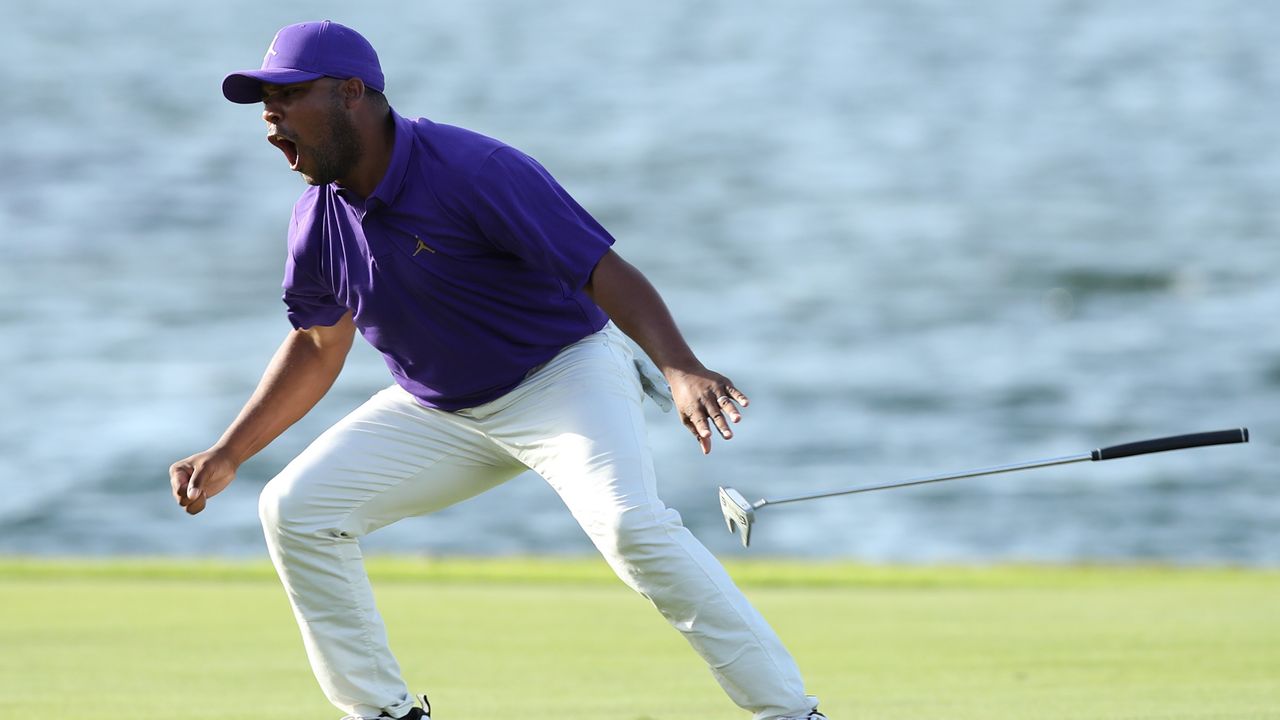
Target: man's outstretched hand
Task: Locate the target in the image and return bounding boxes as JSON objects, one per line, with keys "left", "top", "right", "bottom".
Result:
{"left": 667, "top": 367, "right": 750, "bottom": 455}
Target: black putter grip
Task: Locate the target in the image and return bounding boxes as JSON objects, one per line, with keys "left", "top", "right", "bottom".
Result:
{"left": 1092, "top": 428, "right": 1249, "bottom": 461}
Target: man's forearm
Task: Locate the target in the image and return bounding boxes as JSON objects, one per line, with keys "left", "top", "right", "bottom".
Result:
{"left": 585, "top": 251, "right": 702, "bottom": 375}
{"left": 214, "top": 320, "right": 354, "bottom": 464}
{"left": 586, "top": 250, "right": 747, "bottom": 454}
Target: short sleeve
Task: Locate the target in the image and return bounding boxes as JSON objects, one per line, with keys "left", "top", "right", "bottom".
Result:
{"left": 281, "top": 212, "right": 348, "bottom": 329}
{"left": 468, "top": 147, "right": 615, "bottom": 290}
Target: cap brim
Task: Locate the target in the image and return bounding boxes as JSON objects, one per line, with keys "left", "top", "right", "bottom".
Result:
{"left": 222, "top": 68, "right": 326, "bottom": 104}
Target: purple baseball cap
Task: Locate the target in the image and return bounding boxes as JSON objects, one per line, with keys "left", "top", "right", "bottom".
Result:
{"left": 222, "top": 21, "right": 384, "bottom": 104}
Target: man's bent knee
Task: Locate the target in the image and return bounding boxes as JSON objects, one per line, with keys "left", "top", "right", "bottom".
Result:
{"left": 257, "top": 473, "right": 325, "bottom": 541}
{"left": 257, "top": 477, "right": 289, "bottom": 536}
{"left": 593, "top": 504, "right": 687, "bottom": 564}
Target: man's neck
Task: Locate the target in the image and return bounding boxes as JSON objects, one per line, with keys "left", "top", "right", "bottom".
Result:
{"left": 336, "top": 111, "right": 395, "bottom": 199}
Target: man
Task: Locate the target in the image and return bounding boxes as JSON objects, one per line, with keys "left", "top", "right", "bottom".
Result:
{"left": 170, "top": 20, "right": 825, "bottom": 720}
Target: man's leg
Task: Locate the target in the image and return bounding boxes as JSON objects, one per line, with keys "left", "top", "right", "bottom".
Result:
{"left": 259, "top": 385, "right": 524, "bottom": 719}
{"left": 475, "top": 326, "right": 819, "bottom": 720}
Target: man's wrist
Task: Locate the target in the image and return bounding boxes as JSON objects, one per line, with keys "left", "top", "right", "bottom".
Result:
{"left": 660, "top": 358, "right": 707, "bottom": 380}
{"left": 210, "top": 439, "right": 251, "bottom": 467}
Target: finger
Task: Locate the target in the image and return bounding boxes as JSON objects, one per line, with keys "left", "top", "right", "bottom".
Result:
{"left": 684, "top": 411, "right": 714, "bottom": 454}
{"left": 727, "top": 386, "right": 750, "bottom": 408}
{"left": 186, "top": 465, "right": 204, "bottom": 502}
{"left": 694, "top": 411, "right": 714, "bottom": 440}
{"left": 705, "top": 402, "right": 733, "bottom": 440}
{"left": 681, "top": 412, "right": 704, "bottom": 438}
{"left": 170, "top": 462, "right": 192, "bottom": 505}
{"left": 185, "top": 494, "right": 207, "bottom": 516}
{"left": 715, "top": 393, "right": 743, "bottom": 423}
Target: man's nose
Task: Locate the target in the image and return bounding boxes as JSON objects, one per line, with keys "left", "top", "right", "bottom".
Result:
{"left": 262, "top": 102, "right": 282, "bottom": 125}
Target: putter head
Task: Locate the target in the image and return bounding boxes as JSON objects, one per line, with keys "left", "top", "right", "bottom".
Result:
{"left": 718, "top": 486, "right": 755, "bottom": 548}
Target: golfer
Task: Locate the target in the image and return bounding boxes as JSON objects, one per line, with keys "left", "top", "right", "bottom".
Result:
{"left": 170, "top": 21, "right": 825, "bottom": 720}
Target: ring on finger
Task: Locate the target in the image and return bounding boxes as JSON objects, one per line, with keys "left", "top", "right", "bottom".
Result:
{"left": 716, "top": 395, "right": 732, "bottom": 404}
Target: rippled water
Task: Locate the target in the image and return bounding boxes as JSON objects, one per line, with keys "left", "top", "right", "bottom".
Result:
{"left": 2, "top": 0, "right": 1277, "bottom": 564}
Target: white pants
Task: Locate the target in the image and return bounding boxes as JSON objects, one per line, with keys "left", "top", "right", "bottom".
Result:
{"left": 259, "top": 324, "right": 818, "bottom": 719}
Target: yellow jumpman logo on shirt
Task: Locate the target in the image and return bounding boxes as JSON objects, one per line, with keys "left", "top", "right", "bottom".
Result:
{"left": 413, "top": 237, "right": 436, "bottom": 256}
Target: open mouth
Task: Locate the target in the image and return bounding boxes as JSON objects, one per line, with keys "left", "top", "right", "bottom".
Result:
{"left": 267, "top": 131, "right": 300, "bottom": 169}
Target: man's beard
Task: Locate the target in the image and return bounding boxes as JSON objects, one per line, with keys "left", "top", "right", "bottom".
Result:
{"left": 302, "top": 95, "right": 362, "bottom": 187}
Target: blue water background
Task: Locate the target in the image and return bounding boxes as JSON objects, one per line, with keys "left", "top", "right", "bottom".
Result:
{"left": 2, "top": 0, "right": 1277, "bottom": 563}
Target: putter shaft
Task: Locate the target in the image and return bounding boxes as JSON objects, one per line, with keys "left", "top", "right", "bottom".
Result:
{"left": 757, "top": 453, "right": 1091, "bottom": 508}
{"left": 721, "top": 428, "right": 1248, "bottom": 548}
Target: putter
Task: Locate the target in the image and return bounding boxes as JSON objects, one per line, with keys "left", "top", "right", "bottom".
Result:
{"left": 720, "top": 428, "right": 1249, "bottom": 547}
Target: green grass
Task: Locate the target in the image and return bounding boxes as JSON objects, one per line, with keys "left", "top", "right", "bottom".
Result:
{"left": 1, "top": 557, "right": 1277, "bottom": 719}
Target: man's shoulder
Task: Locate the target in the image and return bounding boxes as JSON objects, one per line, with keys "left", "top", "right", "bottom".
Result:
{"left": 401, "top": 115, "right": 513, "bottom": 176}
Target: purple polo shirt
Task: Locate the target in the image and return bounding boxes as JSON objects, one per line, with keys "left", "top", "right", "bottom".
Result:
{"left": 282, "top": 111, "right": 614, "bottom": 410}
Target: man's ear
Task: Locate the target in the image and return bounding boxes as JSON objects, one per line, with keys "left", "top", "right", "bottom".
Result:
{"left": 340, "top": 77, "right": 366, "bottom": 107}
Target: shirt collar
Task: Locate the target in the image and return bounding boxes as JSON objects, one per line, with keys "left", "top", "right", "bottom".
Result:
{"left": 364, "top": 109, "right": 414, "bottom": 212}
